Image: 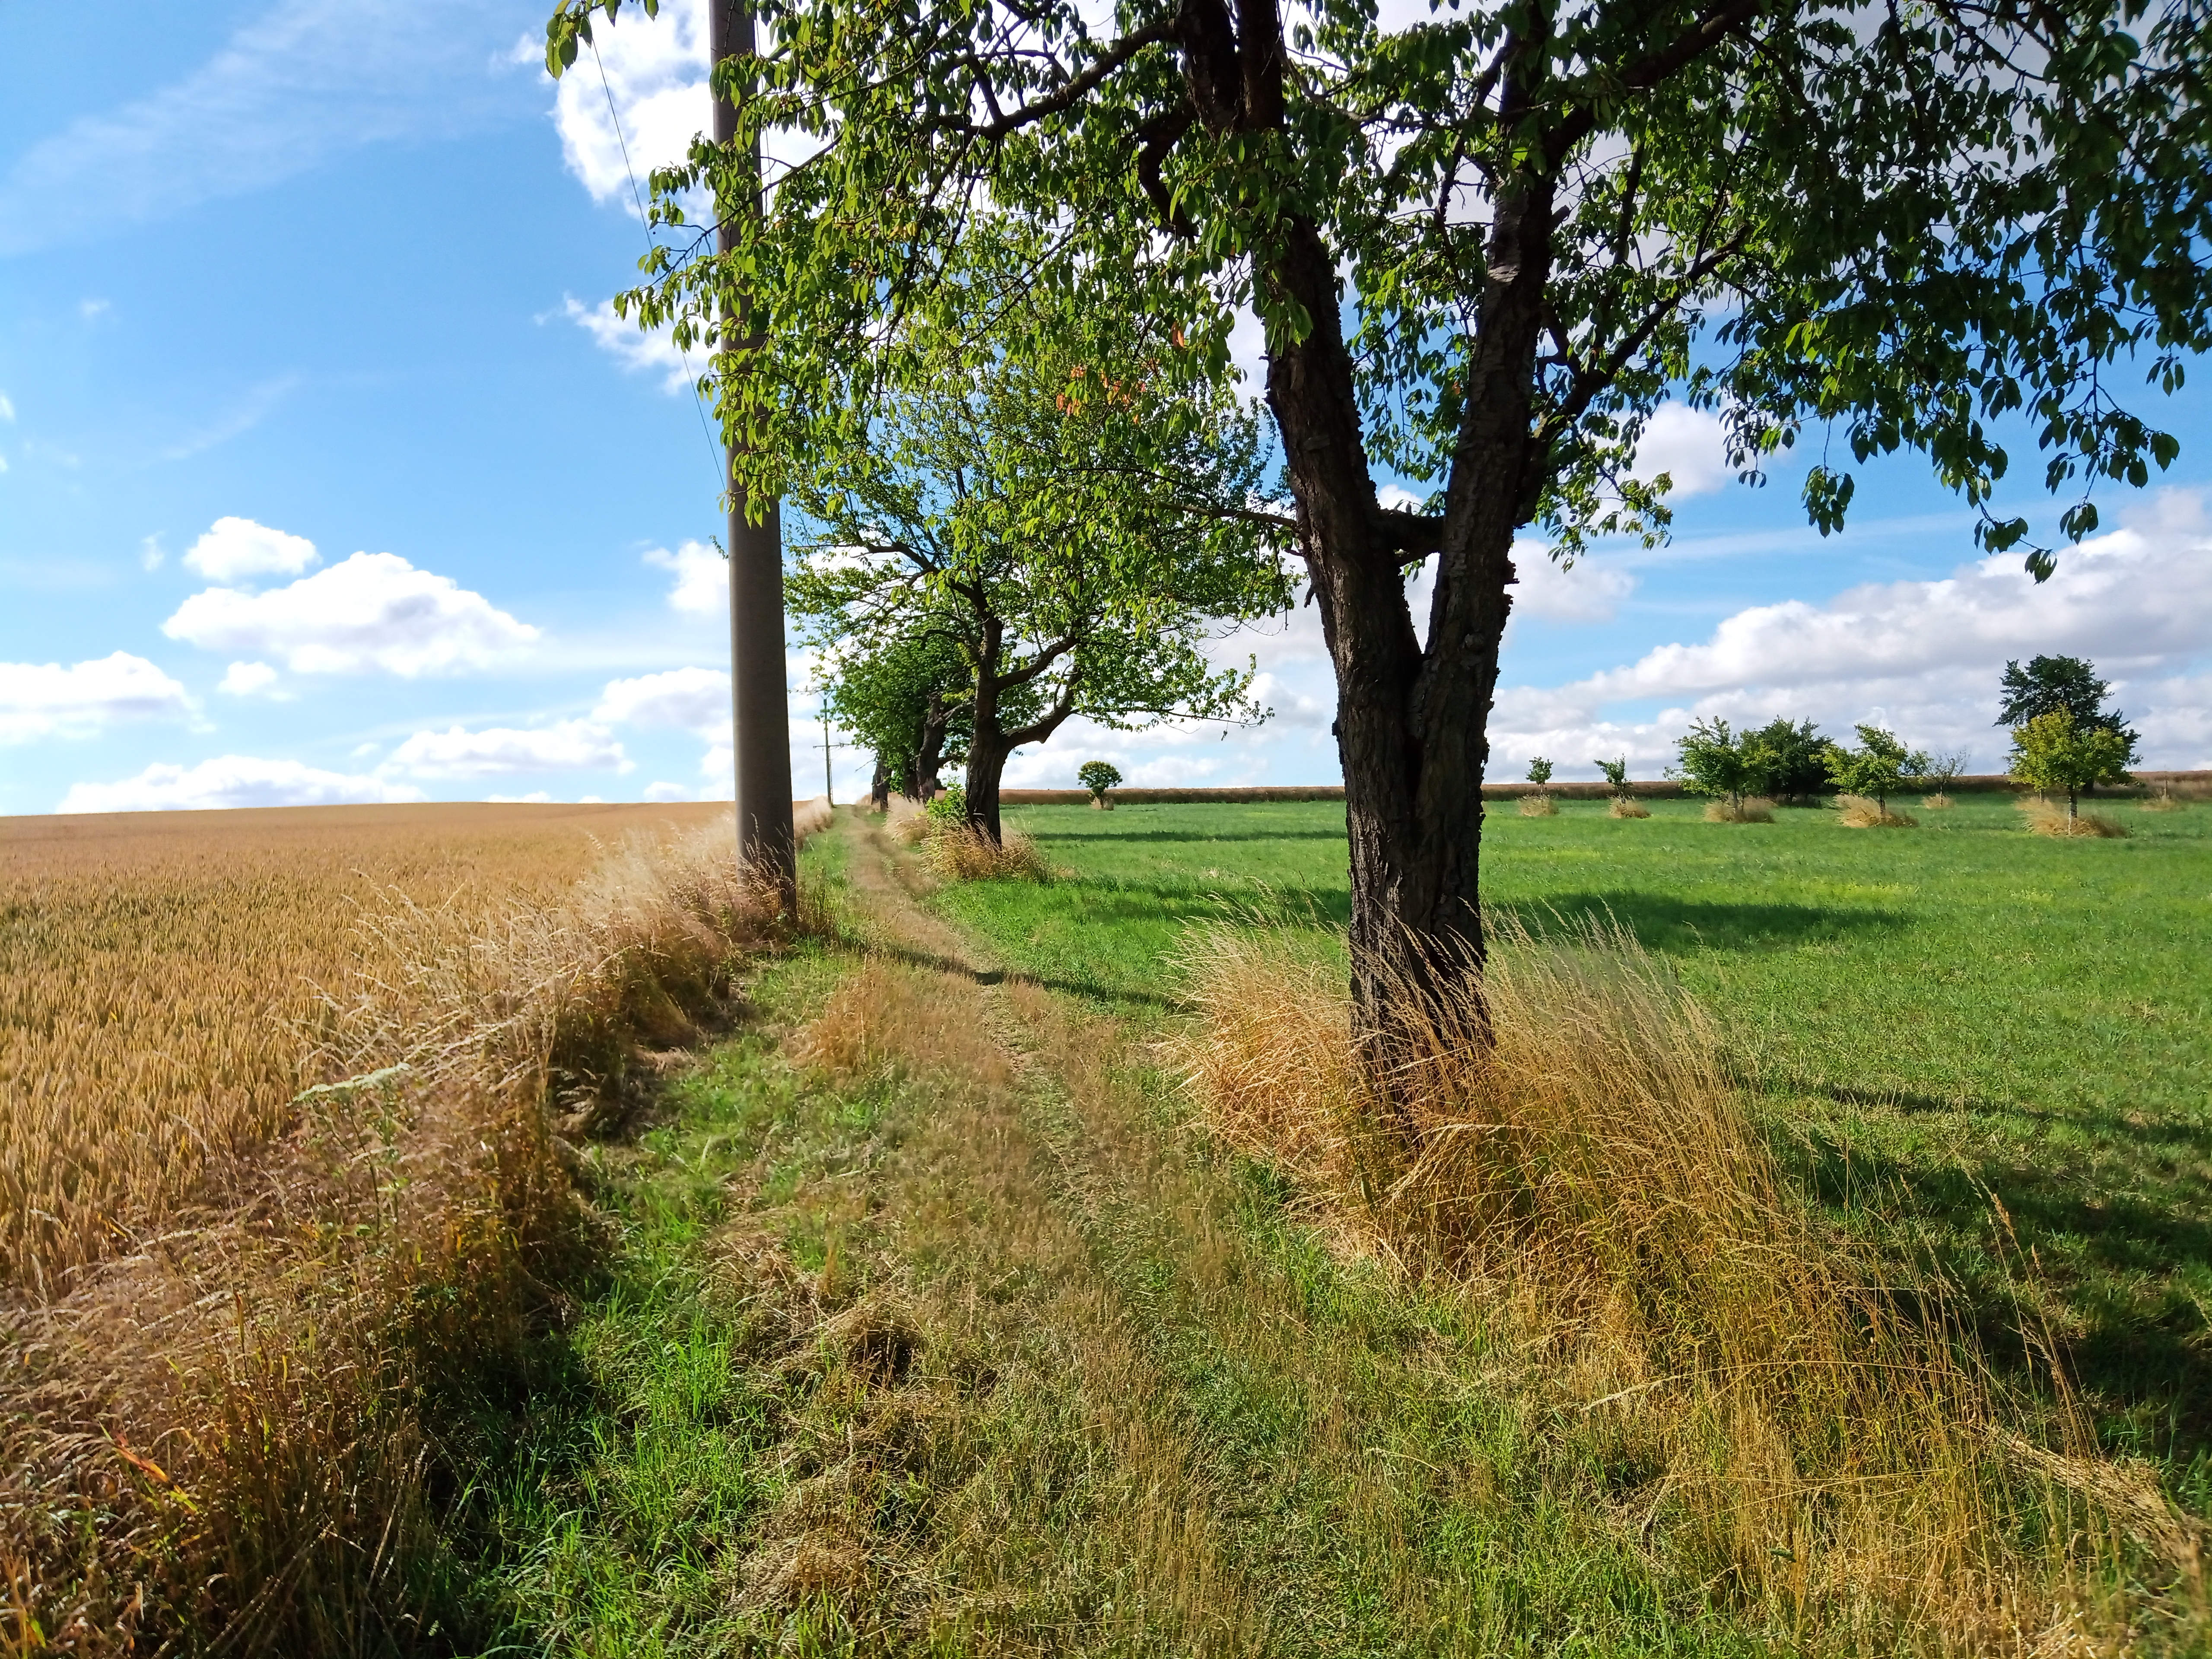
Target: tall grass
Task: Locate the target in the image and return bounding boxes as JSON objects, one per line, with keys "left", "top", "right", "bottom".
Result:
{"left": 1838, "top": 795, "right": 1917, "bottom": 828}
{"left": 3, "top": 819, "right": 810, "bottom": 1653}
{"left": 1705, "top": 797, "right": 1777, "bottom": 823}
{"left": 2021, "top": 798, "right": 2129, "bottom": 838}
{"left": 1173, "top": 920, "right": 2187, "bottom": 1651}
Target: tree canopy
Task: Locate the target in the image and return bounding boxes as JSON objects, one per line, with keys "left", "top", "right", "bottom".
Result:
{"left": 786, "top": 316, "right": 1292, "bottom": 840}
{"left": 549, "top": 0, "right": 2212, "bottom": 1053}
{"left": 2009, "top": 710, "right": 2136, "bottom": 816}
{"left": 1997, "top": 655, "right": 2141, "bottom": 756}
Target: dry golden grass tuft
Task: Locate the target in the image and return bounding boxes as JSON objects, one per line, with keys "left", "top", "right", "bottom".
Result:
{"left": 1173, "top": 921, "right": 2178, "bottom": 1651}
{"left": 1837, "top": 795, "right": 1917, "bottom": 828}
{"left": 924, "top": 821, "right": 1052, "bottom": 882}
{"left": 1704, "top": 797, "right": 1776, "bottom": 823}
{"left": 2139, "top": 786, "right": 2189, "bottom": 813}
{"left": 1607, "top": 795, "right": 1652, "bottom": 818}
{"left": 2020, "top": 798, "right": 2130, "bottom": 838}
{"left": 1922, "top": 792, "right": 1956, "bottom": 810}
{"left": 1517, "top": 792, "right": 1558, "bottom": 817}
{"left": 0, "top": 804, "right": 820, "bottom": 1653}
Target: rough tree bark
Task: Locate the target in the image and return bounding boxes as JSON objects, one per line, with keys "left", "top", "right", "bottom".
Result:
{"left": 961, "top": 616, "right": 1077, "bottom": 842}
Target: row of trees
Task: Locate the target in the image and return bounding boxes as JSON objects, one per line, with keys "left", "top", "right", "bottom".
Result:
{"left": 550, "top": 0, "right": 2212, "bottom": 1070}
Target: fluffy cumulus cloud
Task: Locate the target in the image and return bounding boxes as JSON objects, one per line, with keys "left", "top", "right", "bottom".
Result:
{"left": 543, "top": 0, "right": 708, "bottom": 207}
{"left": 385, "top": 720, "right": 631, "bottom": 779}
{"left": 642, "top": 780, "right": 696, "bottom": 802}
{"left": 1485, "top": 491, "right": 2212, "bottom": 777}
{"left": 183, "top": 515, "right": 318, "bottom": 582}
{"left": 163, "top": 552, "right": 538, "bottom": 675}
{"left": 1, "top": 652, "right": 193, "bottom": 742}
{"left": 594, "top": 665, "right": 729, "bottom": 732}
{"left": 1630, "top": 403, "right": 1731, "bottom": 498}
{"left": 644, "top": 542, "right": 725, "bottom": 613}
{"left": 59, "top": 755, "right": 426, "bottom": 814}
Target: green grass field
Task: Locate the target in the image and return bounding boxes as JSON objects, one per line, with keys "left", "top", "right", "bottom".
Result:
{"left": 939, "top": 795, "right": 2212, "bottom": 1498}
{"left": 448, "top": 800, "right": 2211, "bottom": 1655}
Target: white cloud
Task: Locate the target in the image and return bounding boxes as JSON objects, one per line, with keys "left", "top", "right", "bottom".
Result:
{"left": 183, "top": 515, "right": 318, "bottom": 582}
{"left": 1512, "top": 541, "right": 1636, "bottom": 623}
{"left": 487, "top": 790, "right": 554, "bottom": 804}
{"left": 1631, "top": 403, "right": 1731, "bottom": 498}
{"left": 560, "top": 295, "right": 696, "bottom": 392}
{"left": 547, "top": 0, "right": 708, "bottom": 207}
{"left": 164, "top": 551, "right": 538, "bottom": 675}
{"left": 217, "top": 660, "right": 283, "bottom": 697}
{"left": 1, "top": 652, "right": 193, "bottom": 743}
{"left": 140, "top": 534, "right": 166, "bottom": 572}
{"left": 0, "top": 0, "right": 524, "bottom": 257}
{"left": 594, "top": 664, "right": 728, "bottom": 732}
{"left": 58, "top": 755, "right": 426, "bottom": 814}
{"left": 642, "top": 780, "right": 694, "bottom": 802}
{"left": 386, "top": 720, "right": 629, "bottom": 778}
{"left": 643, "top": 540, "right": 724, "bottom": 612}
{"left": 1484, "top": 489, "right": 2212, "bottom": 776}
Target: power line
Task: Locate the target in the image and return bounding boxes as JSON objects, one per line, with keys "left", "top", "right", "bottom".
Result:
{"left": 590, "top": 37, "right": 727, "bottom": 495}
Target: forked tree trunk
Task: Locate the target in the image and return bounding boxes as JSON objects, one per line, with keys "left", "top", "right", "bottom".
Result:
{"left": 1260, "top": 184, "right": 1551, "bottom": 1064}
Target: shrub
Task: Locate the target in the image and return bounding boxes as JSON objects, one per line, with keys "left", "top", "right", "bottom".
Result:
{"left": 1077, "top": 760, "right": 1123, "bottom": 807}
{"left": 1518, "top": 792, "right": 1557, "bottom": 817}
{"left": 1838, "top": 795, "right": 1918, "bottom": 829}
{"left": 1608, "top": 795, "right": 1650, "bottom": 819}
{"left": 925, "top": 784, "right": 969, "bottom": 828}
{"left": 1595, "top": 754, "right": 1631, "bottom": 796}
{"left": 1525, "top": 756, "right": 1554, "bottom": 788}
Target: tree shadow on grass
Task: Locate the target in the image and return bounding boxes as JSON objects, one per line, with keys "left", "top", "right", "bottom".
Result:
{"left": 832, "top": 935, "right": 1193, "bottom": 1013}
{"left": 1505, "top": 890, "right": 1910, "bottom": 953}
{"left": 1771, "top": 1093, "right": 2212, "bottom": 1473}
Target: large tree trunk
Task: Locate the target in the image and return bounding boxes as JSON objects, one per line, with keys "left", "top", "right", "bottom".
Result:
{"left": 1261, "top": 179, "right": 1552, "bottom": 1061}
{"left": 912, "top": 692, "right": 951, "bottom": 800}
{"left": 964, "top": 734, "right": 1011, "bottom": 842}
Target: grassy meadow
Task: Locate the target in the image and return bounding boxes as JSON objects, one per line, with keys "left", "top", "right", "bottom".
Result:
{"left": 5, "top": 791, "right": 2207, "bottom": 1655}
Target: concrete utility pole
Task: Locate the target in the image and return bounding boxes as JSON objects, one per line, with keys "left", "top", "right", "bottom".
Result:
{"left": 712, "top": 0, "right": 797, "bottom": 899}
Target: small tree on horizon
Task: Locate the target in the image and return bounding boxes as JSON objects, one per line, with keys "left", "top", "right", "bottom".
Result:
{"left": 2009, "top": 712, "right": 2134, "bottom": 820}
{"left": 1525, "top": 757, "right": 1554, "bottom": 791}
{"left": 1078, "top": 760, "right": 1123, "bottom": 807}
{"left": 1996, "top": 658, "right": 2139, "bottom": 794}
{"left": 1595, "top": 756, "right": 1631, "bottom": 798}
{"left": 1824, "top": 725, "right": 1931, "bottom": 817}
{"left": 1746, "top": 718, "right": 1829, "bottom": 803}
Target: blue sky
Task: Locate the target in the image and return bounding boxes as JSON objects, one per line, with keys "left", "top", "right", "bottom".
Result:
{"left": 3, "top": 0, "right": 2207, "bottom": 816}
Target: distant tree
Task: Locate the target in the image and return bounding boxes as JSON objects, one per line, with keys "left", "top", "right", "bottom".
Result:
{"left": 1078, "top": 760, "right": 1123, "bottom": 807}
{"left": 789, "top": 316, "right": 1292, "bottom": 844}
{"left": 820, "top": 627, "right": 972, "bottom": 802}
{"left": 1669, "top": 720, "right": 1761, "bottom": 815}
{"left": 1595, "top": 756, "right": 1631, "bottom": 798}
{"left": 2008, "top": 712, "right": 2134, "bottom": 821}
{"left": 1920, "top": 751, "right": 1973, "bottom": 792}
{"left": 1526, "top": 757, "right": 1554, "bottom": 790}
{"left": 1823, "top": 725, "right": 1931, "bottom": 817}
{"left": 1745, "top": 718, "right": 1829, "bottom": 802}
{"left": 1996, "top": 657, "right": 2139, "bottom": 792}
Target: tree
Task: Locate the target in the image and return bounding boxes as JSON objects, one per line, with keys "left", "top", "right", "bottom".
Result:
{"left": 1525, "top": 756, "right": 1554, "bottom": 790}
{"left": 1669, "top": 719, "right": 1760, "bottom": 814}
{"left": 1745, "top": 718, "right": 1828, "bottom": 803}
{"left": 1078, "top": 760, "right": 1124, "bottom": 805}
{"left": 1996, "top": 658, "right": 2141, "bottom": 793}
{"left": 2009, "top": 712, "right": 2134, "bottom": 820}
{"left": 550, "top": 0, "right": 2212, "bottom": 1060}
{"left": 1822, "top": 725, "right": 1930, "bottom": 817}
{"left": 822, "top": 625, "right": 973, "bottom": 801}
{"left": 1595, "top": 756, "right": 1631, "bottom": 798}
{"left": 788, "top": 331, "right": 1291, "bottom": 843}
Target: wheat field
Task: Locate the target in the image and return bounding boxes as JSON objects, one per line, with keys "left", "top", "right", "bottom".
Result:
{"left": 0, "top": 801, "right": 730, "bottom": 1297}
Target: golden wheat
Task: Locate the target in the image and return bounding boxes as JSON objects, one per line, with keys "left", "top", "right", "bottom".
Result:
{"left": 0, "top": 800, "right": 728, "bottom": 1294}
{"left": 0, "top": 802, "right": 821, "bottom": 1653}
